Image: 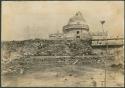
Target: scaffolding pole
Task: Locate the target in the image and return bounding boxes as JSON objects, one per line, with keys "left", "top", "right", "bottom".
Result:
{"left": 101, "top": 20, "right": 107, "bottom": 87}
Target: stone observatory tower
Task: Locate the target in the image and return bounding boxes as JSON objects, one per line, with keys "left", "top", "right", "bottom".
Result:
{"left": 63, "top": 11, "right": 91, "bottom": 40}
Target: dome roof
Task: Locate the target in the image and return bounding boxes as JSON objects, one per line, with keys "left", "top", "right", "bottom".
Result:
{"left": 63, "top": 11, "right": 89, "bottom": 32}
{"left": 68, "top": 11, "right": 86, "bottom": 25}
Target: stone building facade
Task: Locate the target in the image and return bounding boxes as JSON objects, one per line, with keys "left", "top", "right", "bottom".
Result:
{"left": 49, "top": 11, "right": 91, "bottom": 40}
{"left": 63, "top": 11, "right": 91, "bottom": 40}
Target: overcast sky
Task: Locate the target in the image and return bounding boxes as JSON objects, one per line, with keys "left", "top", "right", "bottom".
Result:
{"left": 2, "top": 1, "right": 124, "bottom": 41}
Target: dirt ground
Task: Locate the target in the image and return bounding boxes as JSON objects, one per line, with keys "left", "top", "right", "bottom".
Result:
{"left": 2, "top": 65, "right": 124, "bottom": 87}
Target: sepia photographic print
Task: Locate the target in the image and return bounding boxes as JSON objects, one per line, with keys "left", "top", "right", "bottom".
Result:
{"left": 1, "top": 1, "right": 124, "bottom": 87}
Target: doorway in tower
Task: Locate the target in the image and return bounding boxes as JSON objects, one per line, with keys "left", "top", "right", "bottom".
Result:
{"left": 77, "top": 31, "right": 80, "bottom": 34}
{"left": 76, "top": 31, "right": 80, "bottom": 39}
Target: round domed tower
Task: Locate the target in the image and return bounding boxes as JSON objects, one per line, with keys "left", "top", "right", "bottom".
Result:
{"left": 63, "top": 11, "right": 91, "bottom": 40}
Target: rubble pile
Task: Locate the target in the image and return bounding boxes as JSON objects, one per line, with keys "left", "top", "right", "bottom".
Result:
{"left": 1, "top": 39, "right": 120, "bottom": 75}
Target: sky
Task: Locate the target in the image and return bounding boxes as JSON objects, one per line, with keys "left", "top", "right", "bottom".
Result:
{"left": 2, "top": 1, "right": 124, "bottom": 41}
